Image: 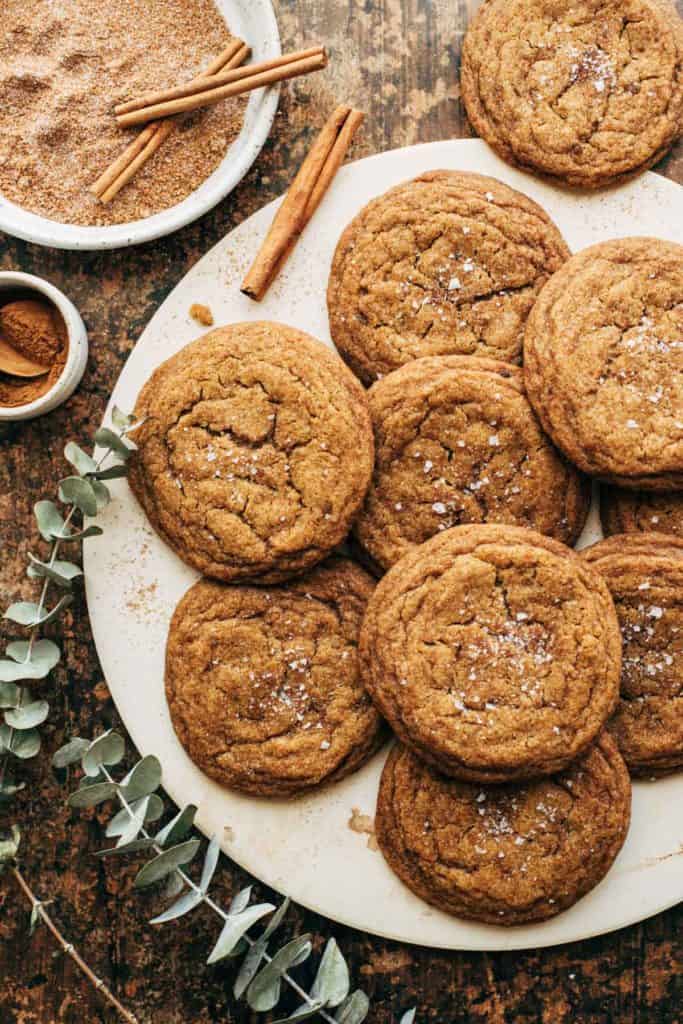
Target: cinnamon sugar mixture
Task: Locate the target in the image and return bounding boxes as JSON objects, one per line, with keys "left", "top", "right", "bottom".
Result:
{"left": 0, "top": 0, "right": 247, "bottom": 226}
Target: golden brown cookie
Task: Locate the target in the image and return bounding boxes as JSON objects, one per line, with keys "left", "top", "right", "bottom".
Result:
{"left": 354, "top": 356, "right": 589, "bottom": 570}
{"left": 524, "top": 238, "right": 683, "bottom": 490}
{"left": 461, "top": 0, "right": 683, "bottom": 189}
{"left": 165, "top": 558, "right": 386, "bottom": 797}
{"left": 376, "top": 738, "right": 631, "bottom": 925}
{"left": 128, "top": 322, "right": 374, "bottom": 583}
{"left": 359, "top": 524, "right": 621, "bottom": 783}
{"left": 327, "top": 170, "right": 569, "bottom": 384}
{"left": 601, "top": 487, "right": 683, "bottom": 539}
{"left": 582, "top": 533, "right": 683, "bottom": 775}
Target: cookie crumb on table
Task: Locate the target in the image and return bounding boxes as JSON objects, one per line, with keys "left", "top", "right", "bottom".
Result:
{"left": 189, "top": 303, "right": 214, "bottom": 326}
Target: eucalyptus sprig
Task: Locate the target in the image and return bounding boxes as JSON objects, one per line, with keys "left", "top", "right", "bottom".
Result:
{"left": 0, "top": 407, "right": 137, "bottom": 802}
{"left": 52, "top": 730, "right": 417, "bottom": 1024}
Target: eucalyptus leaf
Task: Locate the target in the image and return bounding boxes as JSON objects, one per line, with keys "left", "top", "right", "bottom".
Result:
{"left": 91, "top": 479, "right": 111, "bottom": 510}
{"left": 163, "top": 871, "right": 185, "bottom": 901}
{"left": 0, "top": 825, "right": 21, "bottom": 868}
{"left": 27, "top": 554, "right": 83, "bottom": 589}
{"left": 52, "top": 737, "right": 90, "bottom": 768}
{"left": 310, "top": 938, "right": 350, "bottom": 1008}
{"left": 334, "top": 991, "right": 370, "bottom": 1024}
{"left": 106, "top": 795, "right": 163, "bottom": 837}
{"left": 29, "top": 903, "right": 41, "bottom": 936}
{"left": 399, "top": 1009, "right": 416, "bottom": 1024}
{"left": 4, "top": 594, "right": 72, "bottom": 628}
{"left": 200, "top": 835, "right": 220, "bottom": 893}
{"left": 229, "top": 885, "right": 253, "bottom": 915}
{"left": 0, "top": 683, "right": 20, "bottom": 708}
{"left": 5, "top": 700, "right": 49, "bottom": 730}
{"left": 271, "top": 1002, "right": 325, "bottom": 1024}
{"left": 155, "top": 804, "right": 197, "bottom": 847}
{"left": 6, "top": 638, "right": 60, "bottom": 674}
{"left": 0, "top": 723, "right": 12, "bottom": 753}
{"left": 58, "top": 476, "right": 98, "bottom": 516}
{"left": 206, "top": 903, "right": 276, "bottom": 965}
{"left": 121, "top": 755, "right": 162, "bottom": 801}
{"left": 234, "top": 937, "right": 268, "bottom": 999}
{"left": 94, "top": 838, "right": 156, "bottom": 858}
{"left": 94, "top": 428, "right": 132, "bottom": 460}
{"left": 62, "top": 525, "right": 103, "bottom": 541}
{"left": 263, "top": 896, "right": 291, "bottom": 939}
{"left": 92, "top": 464, "right": 129, "bottom": 481}
{"left": 116, "top": 795, "right": 150, "bottom": 847}
{"left": 149, "top": 888, "right": 203, "bottom": 925}
{"left": 112, "top": 406, "right": 136, "bottom": 431}
{"left": 0, "top": 779, "right": 25, "bottom": 801}
{"left": 64, "top": 442, "right": 98, "bottom": 477}
{"left": 67, "top": 781, "right": 118, "bottom": 808}
{"left": 82, "top": 730, "right": 125, "bottom": 776}
{"left": 10, "top": 728, "right": 41, "bottom": 759}
{"left": 246, "top": 935, "right": 313, "bottom": 1012}
{"left": 133, "top": 839, "right": 200, "bottom": 889}
{"left": 34, "top": 500, "right": 66, "bottom": 541}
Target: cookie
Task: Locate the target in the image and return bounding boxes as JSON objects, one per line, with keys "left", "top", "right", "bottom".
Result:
{"left": 602, "top": 487, "right": 683, "bottom": 539}
{"left": 354, "top": 356, "right": 589, "bottom": 570}
{"left": 165, "top": 558, "right": 386, "bottom": 797}
{"left": 461, "top": 0, "right": 683, "bottom": 189}
{"left": 327, "top": 170, "right": 570, "bottom": 385}
{"left": 376, "top": 738, "right": 631, "bottom": 925}
{"left": 582, "top": 534, "right": 683, "bottom": 775}
{"left": 524, "top": 238, "right": 683, "bottom": 490}
{"left": 128, "top": 322, "right": 374, "bottom": 583}
{"left": 359, "top": 524, "right": 621, "bottom": 783}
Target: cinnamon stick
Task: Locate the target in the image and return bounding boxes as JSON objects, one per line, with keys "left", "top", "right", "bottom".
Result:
{"left": 91, "top": 39, "right": 250, "bottom": 203}
{"left": 241, "top": 105, "right": 364, "bottom": 302}
{"left": 116, "top": 48, "right": 328, "bottom": 128}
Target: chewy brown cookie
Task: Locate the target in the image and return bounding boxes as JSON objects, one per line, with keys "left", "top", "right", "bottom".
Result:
{"left": 461, "top": 0, "right": 683, "bottom": 189}
{"left": 327, "top": 170, "right": 569, "bottom": 384}
{"left": 166, "top": 558, "right": 386, "bottom": 797}
{"left": 583, "top": 534, "right": 683, "bottom": 775}
{"left": 128, "top": 322, "right": 374, "bottom": 583}
{"left": 602, "top": 487, "right": 683, "bottom": 539}
{"left": 354, "top": 356, "right": 589, "bottom": 570}
{"left": 524, "top": 238, "right": 683, "bottom": 490}
{"left": 359, "top": 524, "right": 621, "bottom": 783}
{"left": 376, "top": 738, "right": 631, "bottom": 925}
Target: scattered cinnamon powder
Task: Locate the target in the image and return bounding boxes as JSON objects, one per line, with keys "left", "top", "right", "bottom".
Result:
{"left": 0, "top": 0, "right": 247, "bottom": 226}
{"left": 0, "top": 296, "right": 68, "bottom": 409}
{"left": 190, "top": 303, "right": 214, "bottom": 326}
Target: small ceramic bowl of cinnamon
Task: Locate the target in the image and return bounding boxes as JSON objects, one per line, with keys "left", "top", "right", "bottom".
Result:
{"left": 0, "top": 272, "right": 88, "bottom": 423}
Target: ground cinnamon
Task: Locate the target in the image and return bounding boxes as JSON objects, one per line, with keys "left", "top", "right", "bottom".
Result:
{"left": 0, "top": 298, "right": 68, "bottom": 408}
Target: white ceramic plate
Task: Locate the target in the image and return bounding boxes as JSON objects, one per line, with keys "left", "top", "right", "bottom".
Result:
{"left": 0, "top": 0, "right": 280, "bottom": 251}
{"left": 85, "top": 140, "right": 683, "bottom": 950}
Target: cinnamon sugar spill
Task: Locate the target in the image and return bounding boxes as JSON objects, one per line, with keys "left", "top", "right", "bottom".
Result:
{"left": 0, "top": 0, "right": 247, "bottom": 226}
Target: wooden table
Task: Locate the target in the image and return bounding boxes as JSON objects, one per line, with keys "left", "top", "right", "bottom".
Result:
{"left": 2, "top": 2, "right": 682, "bottom": 1021}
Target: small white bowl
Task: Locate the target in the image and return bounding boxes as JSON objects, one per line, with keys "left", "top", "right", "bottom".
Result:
{"left": 0, "top": 271, "right": 88, "bottom": 422}
{"left": 0, "top": 0, "right": 280, "bottom": 251}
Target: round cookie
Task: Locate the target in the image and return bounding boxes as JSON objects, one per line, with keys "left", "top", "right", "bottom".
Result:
{"left": 359, "top": 524, "right": 621, "bottom": 783}
{"left": 128, "top": 322, "right": 374, "bottom": 583}
{"left": 376, "top": 738, "right": 631, "bottom": 925}
{"left": 165, "top": 558, "right": 386, "bottom": 797}
{"left": 524, "top": 238, "right": 683, "bottom": 490}
{"left": 461, "top": 0, "right": 683, "bottom": 189}
{"left": 327, "top": 170, "right": 570, "bottom": 384}
{"left": 602, "top": 487, "right": 683, "bottom": 539}
{"left": 354, "top": 356, "right": 589, "bottom": 570}
{"left": 582, "top": 533, "right": 683, "bottom": 775}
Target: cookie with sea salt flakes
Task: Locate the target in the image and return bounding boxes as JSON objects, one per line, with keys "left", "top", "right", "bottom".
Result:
{"left": 354, "top": 356, "right": 589, "bottom": 570}
{"left": 359, "top": 524, "right": 621, "bottom": 783}
{"left": 601, "top": 487, "right": 683, "bottom": 539}
{"left": 582, "top": 534, "right": 683, "bottom": 775}
{"left": 128, "top": 322, "right": 374, "bottom": 583}
{"left": 327, "top": 170, "right": 570, "bottom": 385}
{"left": 524, "top": 238, "right": 683, "bottom": 490}
{"left": 165, "top": 558, "right": 386, "bottom": 798}
{"left": 376, "top": 738, "right": 631, "bottom": 925}
{"left": 461, "top": 0, "right": 683, "bottom": 189}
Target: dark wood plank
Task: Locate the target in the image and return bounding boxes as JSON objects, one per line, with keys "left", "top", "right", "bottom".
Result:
{"left": 1, "top": 1, "right": 682, "bottom": 1021}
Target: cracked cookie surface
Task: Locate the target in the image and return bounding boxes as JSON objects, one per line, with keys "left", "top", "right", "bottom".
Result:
{"left": 461, "top": 0, "right": 683, "bottom": 188}
{"left": 128, "top": 322, "right": 374, "bottom": 582}
{"left": 583, "top": 533, "right": 683, "bottom": 774}
{"left": 360, "top": 524, "right": 621, "bottom": 782}
{"left": 602, "top": 487, "right": 683, "bottom": 538}
{"left": 376, "top": 738, "right": 631, "bottom": 925}
{"left": 166, "top": 558, "right": 386, "bottom": 797}
{"left": 354, "top": 356, "right": 589, "bottom": 570}
{"left": 524, "top": 238, "right": 683, "bottom": 489}
{"left": 327, "top": 170, "right": 569, "bottom": 385}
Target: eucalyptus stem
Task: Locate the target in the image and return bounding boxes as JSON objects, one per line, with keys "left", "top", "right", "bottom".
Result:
{"left": 10, "top": 864, "right": 139, "bottom": 1024}
{"left": 100, "top": 765, "right": 338, "bottom": 1024}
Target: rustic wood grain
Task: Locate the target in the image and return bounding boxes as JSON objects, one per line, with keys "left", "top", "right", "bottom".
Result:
{"left": 1, "top": 1, "right": 682, "bottom": 1021}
